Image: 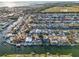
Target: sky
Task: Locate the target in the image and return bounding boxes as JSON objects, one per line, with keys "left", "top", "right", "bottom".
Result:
{"left": 0, "top": 1, "right": 79, "bottom": 7}
{"left": 0, "top": 1, "right": 52, "bottom": 7}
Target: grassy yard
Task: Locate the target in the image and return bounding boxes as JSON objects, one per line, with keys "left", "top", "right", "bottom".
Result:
{"left": 0, "top": 43, "right": 79, "bottom": 57}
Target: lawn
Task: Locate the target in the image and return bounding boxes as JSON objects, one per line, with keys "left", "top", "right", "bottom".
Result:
{"left": 0, "top": 43, "right": 79, "bottom": 57}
